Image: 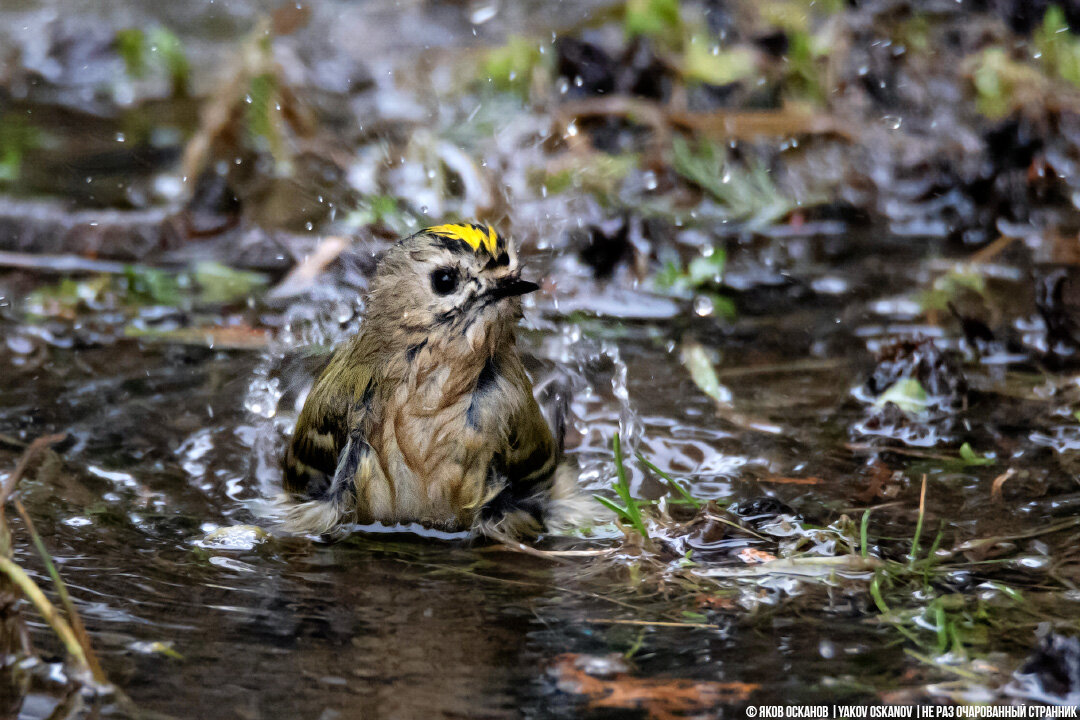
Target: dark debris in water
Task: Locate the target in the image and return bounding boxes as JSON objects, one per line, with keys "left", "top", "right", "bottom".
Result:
{"left": 1035, "top": 266, "right": 1080, "bottom": 366}
{"left": 1011, "top": 633, "right": 1080, "bottom": 705}
{"left": 866, "top": 337, "right": 968, "bottom": 408}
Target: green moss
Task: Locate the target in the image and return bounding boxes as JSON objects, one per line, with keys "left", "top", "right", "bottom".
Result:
{"left": 654, "top": 249, "right": 737, "bottom": 318}
{"left": 783, "top": 30, "right": 827, "bottom": 104}
{"left": 671, "top": 136, "right": 797, "bottom": 226}
{"left": 0, "top": 114, "right": 41, "bottom": 183}
{"left": 625, "top": 0, "right": 682, "bottom": 43}
{"left": 191, "top": 262, "right": 268, "bottom": 304}
{"left": 971, "top": 47, "right": 1051, "bottom": 118}
{"left": 116, "top": 26, "right": 189, "bottom": 94}
{"left": 116, "top": 28, "right": 148, "bottom": 78}
{"left": 682, "top": 37, "right": 757, "bottom": 86}
{"left": 246, "top": 73, "right": 277, "bottom": 144}
{"left": 25, "top": 263, "right": 267, "bottom": 321}
{"left": 918, "top": 267, "right": 987, "bottom": 312}
{"left": 344, "top": 195, "right": 421, "bottom": 235}
{"left": 482, "top": 36, "right": 549, "bottom": 96}
{"left": 149, "top": 27, "right": 191, "bottom": 94}
{"left": 536, "top": 153, "right": 639, "bottom": 200}
{"left": 1035, "top": 6, "right": 1080, "bottom": 85}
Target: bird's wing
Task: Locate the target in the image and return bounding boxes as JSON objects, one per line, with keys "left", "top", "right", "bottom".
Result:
{"left": 283, "top": 346, "right": 374, "bottom": 499}
{"left": 474, "top": 374, "right": 559, "bottom": 536}
{"left": 500, "top": 377, "right": 559, "bottom": 491}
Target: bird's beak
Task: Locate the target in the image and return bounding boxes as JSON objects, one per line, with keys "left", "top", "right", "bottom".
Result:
{"left": 487, "top": 276, "right": 540, "bottom": 301}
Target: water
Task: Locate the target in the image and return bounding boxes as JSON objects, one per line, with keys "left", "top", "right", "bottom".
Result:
{"left": 0, "top": 232, "right": 1074, "bottom": 717}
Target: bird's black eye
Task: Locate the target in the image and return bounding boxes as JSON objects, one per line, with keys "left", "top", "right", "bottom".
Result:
{"left": 430, "top": 267, "right": 459, "bottom": 295}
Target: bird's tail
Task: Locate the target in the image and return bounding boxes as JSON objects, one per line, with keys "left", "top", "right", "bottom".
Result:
{"left": 543, "top": 464, "right": 607, "bottom": 533}
{"left": 274, "top": 493, "right": 352, "bottom": 536}
{"left": 475, "top": 464, "right": 604, "bottom": 542}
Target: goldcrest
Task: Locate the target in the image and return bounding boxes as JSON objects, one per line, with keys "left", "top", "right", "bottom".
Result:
{"left": 282, "top": 223, "right": 566, "bottom": 539}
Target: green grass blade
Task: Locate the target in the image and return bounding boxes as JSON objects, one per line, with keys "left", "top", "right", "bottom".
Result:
{"left": 870, "top": 573, "right": 890, "bottom": 614}
{"left": 908, "top": 476, "right": 927, "bottom": 567}
{"left": 860, "top": 508, "right": 872, "bottom": 558}
{"left": 933, "top": 603, "right": 948, "bottom": 654}
{"left": 636, "top": 453, "right": 703, "bottom": 508}
{"left": 593, "top": 495, "right": 631, "bottom": 522}
{"left": 612, "top": 433, "right": 648, "bottom": 539}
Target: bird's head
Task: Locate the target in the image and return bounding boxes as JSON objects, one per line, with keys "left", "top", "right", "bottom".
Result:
{"left": 366, "top": 223, "right": 539, "bottom": 357}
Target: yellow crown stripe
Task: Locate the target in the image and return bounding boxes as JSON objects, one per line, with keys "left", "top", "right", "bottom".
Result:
{"left": 427, "top": 223, "right": 499, "bottom": 255}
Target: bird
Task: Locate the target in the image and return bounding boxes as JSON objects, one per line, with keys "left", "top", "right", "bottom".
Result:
{"left": 281, "top": 222, "right": 572, "bottom": 540}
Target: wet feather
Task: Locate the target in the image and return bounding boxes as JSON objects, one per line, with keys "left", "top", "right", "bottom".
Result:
{"left": 282, "top": 225, "right": 567, "bottom": 539}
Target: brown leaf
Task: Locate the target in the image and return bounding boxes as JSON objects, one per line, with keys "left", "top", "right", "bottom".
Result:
{"left": 737, "top": 548, "right": 776, "bottom": 564}
{"left": 758, "top": 476, "right": 822, "bottom": 485}
{"left": 990, "top": 468, "right": 1017, "bottom": 504}
{"left": 551, "top": 654, "right": 756, "bottom": 719}
{"left": 694, "top": 594, "right": 735, "bottom": 611}
{"left": 268, "top": 235, "right": 350, "bottom": 299}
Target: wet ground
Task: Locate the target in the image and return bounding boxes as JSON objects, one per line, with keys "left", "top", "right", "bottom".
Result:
{"left": 1, "top": 232, "right": 1078, "bottom": 717}
{"left": 3, "top": 0, "right": 1080, "bottom": 717}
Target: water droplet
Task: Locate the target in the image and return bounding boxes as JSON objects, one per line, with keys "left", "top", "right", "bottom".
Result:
{"left": 693, "top": 296, "right": 714, "bottom": 317}
{"left": 6, "top": 335, "right": 34, "bottom": 355}
{"left": 115, "top": 132, "right": 126, "bottom": 143}
{"left": 468, "top": 0, "right": 498, "bottom": 24}
{"left": 643, "top": 171, "right": 658, "bottom": 190}
{"left": 304, "top": 221, "right": 313, "bottom": 231}
{"left": 884, "top": 115, "right": 902, "bottom": 130}
{"left": 566, "top": 121, "right": 578, "bottom": 137}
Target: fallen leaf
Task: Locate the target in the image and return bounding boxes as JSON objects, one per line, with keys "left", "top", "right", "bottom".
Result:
{"left": 990, "top": 468, "right": 1017, "bottom": 504}
{"left": 695, "top": 594, "right": 735, "bottom": 611}
{"left": 680, "top": 342, "right": 731, "bottom": 404}
{"left": 758, "top": 476, "right": 822, "bottom": 485}
{"left": 550, "top": 653, "right": 756, "bottom": 719}
{"left": 737, "top": 548, "right": 776, "bottom": 564}
{"left": 268, "top": 235, "right": 351, "bottom": 299}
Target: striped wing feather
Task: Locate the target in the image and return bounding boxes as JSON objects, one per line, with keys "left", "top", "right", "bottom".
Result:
{"left": 283, "top": 347, "right": 373, "bottom": 499}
